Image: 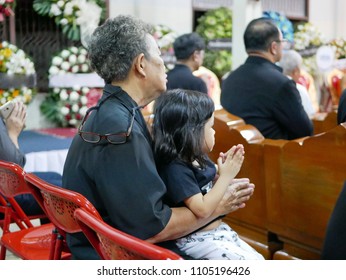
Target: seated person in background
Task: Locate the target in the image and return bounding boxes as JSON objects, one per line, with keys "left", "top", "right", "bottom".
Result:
{"left": 152, "top": 89, "right": 263, "bottom": 260}
{"left": 194, "top": 65, "right": 222, "bottom": 109}
{"left": 327, "top": 68, "right": 344, "bottom": 107}
{"left": 0, "top": 101, "right": 62, "bottom": 218}
{"left": 298, "top": 69, "right": 320, "bottom": 113}
{"left": 62, "top": 15, "right": 255, "bottom": 260}
{"left": 221, "top": 18, "right": 313, "bottom": 140}
{"left": 337, "top": 89, "right": 346, "bottom": 124}
{"left": 167, "top": 32, "right": 208, "bottom": 94}
{"left": 279, "top": 49, "right": 316, "bottom": 117}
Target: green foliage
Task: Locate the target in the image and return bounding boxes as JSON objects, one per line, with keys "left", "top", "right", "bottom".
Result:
{"left": 33, "top": 0, "right": 51, "bottom": 15}
{"left": 33, "top": 0, "right": 105, "bottom": 42}
{"left": 202, "top": 50, "right": 232, "bottom": 79}
{"left": 196, "top": 7, "right": 233, "bottom": 78}
{"left": 196, "top": 7, "right": 232, "bottom": 40}
{"left": 40, "top": 92, "right": 64, "bottom": 126}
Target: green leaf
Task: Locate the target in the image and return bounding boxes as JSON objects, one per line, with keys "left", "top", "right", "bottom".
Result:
{"left": 33, "top": 0, "right": 52, "bottom": 16}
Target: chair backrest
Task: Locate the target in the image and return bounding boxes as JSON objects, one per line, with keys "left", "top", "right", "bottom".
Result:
{"left": 74, "top": 208, "right": 183, "bottom": 260}
{"left": 0, "top": 160, "right": 41, "bottom": 230}
{"left": 24, "top": 173, "right": 101, "bottom": 234}
{"left": 0, "top": 160, "right": 28, "bottom": 197}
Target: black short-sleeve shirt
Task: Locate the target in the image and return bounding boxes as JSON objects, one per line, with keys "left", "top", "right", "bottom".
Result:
{"left": 158, "top": 158, "right": 217, "bottom": 207}
{"left": 62, "top": 85, "right": 172, "bottom": 259}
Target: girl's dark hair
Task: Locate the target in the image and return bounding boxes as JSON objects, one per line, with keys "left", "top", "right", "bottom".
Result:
{"left": 153, "top": 89, "right": 214, "bottom": 167}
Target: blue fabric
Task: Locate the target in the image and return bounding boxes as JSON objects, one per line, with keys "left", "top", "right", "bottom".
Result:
{"left": 18, "top": 130, "right": 73, "bottom": 153}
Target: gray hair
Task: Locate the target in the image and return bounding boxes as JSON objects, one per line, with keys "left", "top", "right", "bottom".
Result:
{"left": 279, "top": 49, "right": 303, "bottom": 75}
{"left": 88, "top": 15, "right": 153, "bottom": 84}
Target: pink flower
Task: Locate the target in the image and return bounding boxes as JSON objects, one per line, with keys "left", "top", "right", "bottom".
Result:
{"left": 86, "top": 88, "right": 102, "bottom": 107}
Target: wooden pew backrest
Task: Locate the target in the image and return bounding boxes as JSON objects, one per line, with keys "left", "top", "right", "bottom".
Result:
{"left": 211, "top": 109, "right": 273, "bottom": 256}
{"left": 312, "top": 111, "right": 337, "bottom": 135}
{"left": 264, "top": 123, "right": 346, "bottom": 259}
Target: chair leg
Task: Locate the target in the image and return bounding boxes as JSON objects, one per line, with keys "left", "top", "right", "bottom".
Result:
{"left": 0, "top": 206, "right": 11, "bottom": 259}
{"left": 0, "top": 244, "right": 7, "bottom": 260}
{"left": 53, "top": 234, "right": 64, "bottom": 260}
{"left": 49, "top": 228, "right": 58, "bottom": 260}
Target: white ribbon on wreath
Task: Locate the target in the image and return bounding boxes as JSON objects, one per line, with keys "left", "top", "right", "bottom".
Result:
{"left": 76, "top": 0, "right": 102, "bottom": 48}
{"left": 49, "top": 73, "right": 104, "bottom": 88}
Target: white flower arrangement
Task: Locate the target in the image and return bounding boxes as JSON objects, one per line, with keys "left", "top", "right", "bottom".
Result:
{"left": 41, "top": 84, "right": 102, "bottom": 127}
{"left": 152, "top": 24, "right": 178, "bottom": 70}
{"left": 0, "top": 41, "right": 36, "bottom": 105}
{"left": 294, "top": 22, "right": 326, "bottom": 51}
{"left": 293, "top": 23, "right": 326, "bottom": 77}
{"left": 33, "top": 0, "right": 105, "bottom": 43}
{"left": 329, "top": 38, "right": 346, "bottom": 60}
{"left": 41, "top": 46, "right": 102, "bottom": 127}
{"left": 48, "top": 46, "right": 90, "bottom": 75}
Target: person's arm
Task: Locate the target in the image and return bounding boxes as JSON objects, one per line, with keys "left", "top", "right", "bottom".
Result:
{"left": 146, "top": 177, "right": 254, "bottom": 243}
{"left": 184, "top": 145, "right": 244, "bottom": 218}
{"left": 0, "top": 102, "right": 26, "bottom": 166}
{"left": 276, "top": 80, "right": 313, "bottom": 139}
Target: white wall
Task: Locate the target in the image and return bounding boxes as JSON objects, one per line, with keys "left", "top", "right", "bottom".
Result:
{"left": 309, "top": 0, "right": 336, "bottom": 41}
{"left": 109, "top": 0, "right": 194, "bottom": 35}
{"left": 309, "top": 0, "right": 346, "bottom": 41}
{"left": 232, "top": 0, "right": 262, "bottom": 70}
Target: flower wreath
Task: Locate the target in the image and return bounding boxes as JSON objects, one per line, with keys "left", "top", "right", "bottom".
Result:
{"left": 263, "top": 11, "right": 294, "bottom": 43}
{"left": 293, "top": 22, "right": 325, "bottom": 52}
{"left": 33, "top": 0, "right": 106, "bottom": 43}
{"left": 152, "top": 24, "right": 177, "bottom": 70}
{"left": 41, "top": 46, "right": 103, "bottom": 127}
{"left": 293, "top": 22, "right": 326, "bottom": 76}
{"left": 0, "top": 41, "right": 36, "bottom": 106}
{"left": 0, "top": 0, "right": 15, "bottom": 21}
{"left": 328, "top": 38, "right": 346, "bottom": 60}
{"left": 195, "top": 6, "right": 233, "bottom": 79}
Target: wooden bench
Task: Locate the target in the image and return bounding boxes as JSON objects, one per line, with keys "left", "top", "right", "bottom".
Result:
{"left": 312, "top": 111, "right": 338, "bottom": 135}
{"left": 210, "top": 109, "right": 276, "bottom": 259}
{"left": 264, "top": 123, "right": 346, "bottom": 259}
{"left": 211, "top": 109, "right": 346, "bottom": 259}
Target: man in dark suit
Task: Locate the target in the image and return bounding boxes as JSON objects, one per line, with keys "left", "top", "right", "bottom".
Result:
{"left": 167, "top": 33, "right": 208, "bottom": 94}
{"left": 221, "top": 18, "right": 313, "bottom": 140}
{"left": 337, "top": 89, "right": 346, "bottom": 124}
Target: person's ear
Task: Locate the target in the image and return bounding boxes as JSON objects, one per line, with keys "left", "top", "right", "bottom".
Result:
{"left": 270, "top": 41, "right": 277, "bottom": 55}
{"left": 192, "top": 50, "right": 199, "bottom": 61}
{"left": 134, "top": 53, "right": 146, "bottom": 77}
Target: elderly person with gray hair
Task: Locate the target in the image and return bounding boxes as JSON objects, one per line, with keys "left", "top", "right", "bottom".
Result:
{"left": 279, "top": 49, "right": 316, "bottom": 117}
{"left": 62, "top": 15, "right": 256, "bottom": 260}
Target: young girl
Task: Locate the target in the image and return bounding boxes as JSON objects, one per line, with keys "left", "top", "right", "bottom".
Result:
{"left": 152, "top": 89, "right": 264, "bottom": 260}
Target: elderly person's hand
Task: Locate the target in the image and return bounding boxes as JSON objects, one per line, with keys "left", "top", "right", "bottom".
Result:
{"left": 5, "top": 101, "right": 27, "bottom": 148}
{"left": 214, "top": 178, "right": 255, "bottom": 216}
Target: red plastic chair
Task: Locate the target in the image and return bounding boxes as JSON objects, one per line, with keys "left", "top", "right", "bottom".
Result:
{"left": 74, "top": 208, "right": 183, "bottom": 260}
{"left": 0, "top": 160, "right": 69, "bottom": 260}
{"left": 24, "top": 172, "right": 101, "bottom": 260}
{"left": 0, "top": 161, "right": 46, "bottom": 230}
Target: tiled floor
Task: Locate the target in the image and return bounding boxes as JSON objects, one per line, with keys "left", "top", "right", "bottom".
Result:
{"left": 0, "top": 219, "right": 41, "bottom": 260}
